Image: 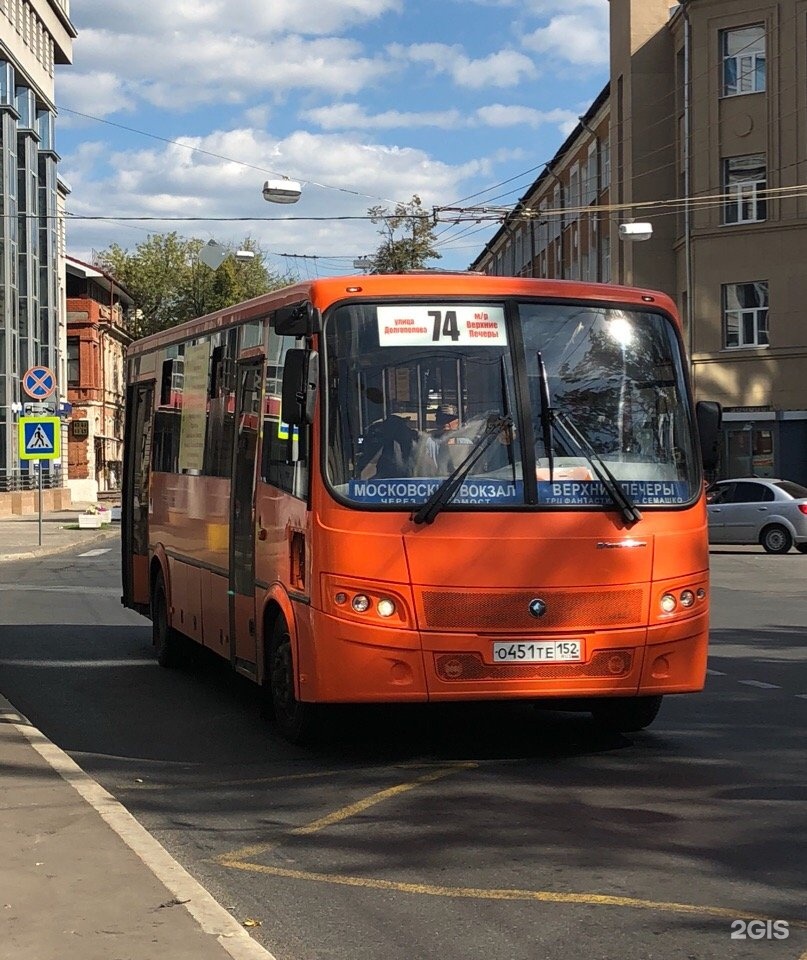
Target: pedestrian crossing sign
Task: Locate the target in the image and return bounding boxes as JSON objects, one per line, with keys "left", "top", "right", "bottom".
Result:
{"left": 18, "top": 416, "right": 61, "bottom": 460}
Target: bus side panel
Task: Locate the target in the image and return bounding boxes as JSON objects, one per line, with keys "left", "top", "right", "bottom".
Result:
{"left": 132, "top": 556, "right": 150, "bottom": 609}
{"left": 201, "top": 569, "right": 230, "bottom": 657}
{"left": 169, "top": 559, "right": 203, "bottom": 644}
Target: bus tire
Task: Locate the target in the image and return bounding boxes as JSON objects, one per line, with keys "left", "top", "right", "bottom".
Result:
{"left": 267, "top": 617, "right": 320, "bottom": 744}
{"left": 590, "top": 695, "right": 663, "bottom": 733}
{"left": 151, "top": 572, "right": 187, "bottom": 668}
{"left": 760, "top": 524, "right": 792, "bottom": 554}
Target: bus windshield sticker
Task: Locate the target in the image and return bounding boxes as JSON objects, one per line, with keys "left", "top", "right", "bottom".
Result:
{"left": 537, "top": 480, "right": 690, "bottom": 505}
{"left": 178, "top": 340, "right": 211, "bottom": 473}
{"left": 348, "top": 477, "right": 523, "bottom": 505}
{"left": 377, "top": 305, "right": 507, "bottom": 348}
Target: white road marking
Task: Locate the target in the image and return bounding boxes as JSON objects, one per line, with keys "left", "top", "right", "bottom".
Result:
{"left": 78, "top": 548, "right": 112, "bottom": 557}
{"left": 737, "top": 680, "right": 780, "bottom": 690}
{"left": 706, "top": 669, "right": 726, "bottom": 676}
{"left": 0, "top": 658, "right": 154, "bottom": 668}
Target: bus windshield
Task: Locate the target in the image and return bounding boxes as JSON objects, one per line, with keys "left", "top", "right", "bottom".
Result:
{"left": 324, "top": 299, "right": 699, "bottom": 511}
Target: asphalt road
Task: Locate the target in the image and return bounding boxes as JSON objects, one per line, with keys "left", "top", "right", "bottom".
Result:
{"left": 0, "top": 540, "right": 804, "bottom": 960}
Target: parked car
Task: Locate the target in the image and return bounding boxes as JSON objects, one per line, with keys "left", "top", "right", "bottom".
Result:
{"left": 706, "top": 478, "right": 807, "bottom": 554}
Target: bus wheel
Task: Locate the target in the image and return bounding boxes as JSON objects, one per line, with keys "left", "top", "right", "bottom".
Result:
{"left": 590, "top": 695, "right": 663, "bottom": 733}
{"left": 268, "top": 618, "right": 320, "bottom": 744}
{"left": 151, "top": 572, "right": 187, "bottom": 668}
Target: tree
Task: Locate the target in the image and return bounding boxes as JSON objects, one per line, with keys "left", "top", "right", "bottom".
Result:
{"left": 367, "top": 194, "right": 441, "bottom": 273}
{"left": 97, "top": 233, "right": 292, "bottom": 338}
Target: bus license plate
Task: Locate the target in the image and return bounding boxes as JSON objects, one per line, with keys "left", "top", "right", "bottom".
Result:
{"left": 492, "top": 640, "right": 583, "bottom": 663}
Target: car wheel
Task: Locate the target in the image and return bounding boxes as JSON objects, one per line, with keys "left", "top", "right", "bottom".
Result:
{"left": 590, "top": 695, "right": 663, "bottom": 733}
{"left": 151, "top": 571, "right": 188, "bottom": 668}
{"left": 760, "top": 524, "right": 793, "bottom": 554}
{"left": 267, "top": 617, "right": 321, "bottom": 744}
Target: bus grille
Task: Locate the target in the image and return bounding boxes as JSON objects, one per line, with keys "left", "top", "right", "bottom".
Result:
{"left": 420, "top": 589, "right": 643, "bottom": 631}
{"left": 434, "top": 650, "right": 634, "bottom": 681}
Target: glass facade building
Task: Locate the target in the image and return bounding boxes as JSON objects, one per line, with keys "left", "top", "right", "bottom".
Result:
{"left": 0, "top": 0, "right": 75, "bottom": 492}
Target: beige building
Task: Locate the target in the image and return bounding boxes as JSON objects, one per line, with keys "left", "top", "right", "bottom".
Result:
{"left": 471, "top": 0, "right": 807, "bottom": 484}
{"left": 0, "top": 0, "right": 75, "bottom": 514}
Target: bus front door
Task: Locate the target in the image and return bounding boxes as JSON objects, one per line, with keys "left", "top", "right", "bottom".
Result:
{"left": 229, "top": 359, "right": 263, "bottom": 675}
{"left": 122, "top": 381, "right": 154, "bottom": 611}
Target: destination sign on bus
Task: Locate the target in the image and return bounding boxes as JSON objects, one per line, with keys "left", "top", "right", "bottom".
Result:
{"left": 377, "top": 305, "right": 507, "bottom": 347}
{"left": 537, "top": 480, "right": 690, "bottom": 506}
{"left": 349, "top": 477, "right": 522, "bottom": 505}
{"left": 347, "top": 478, "right": 691, "bottom": 506}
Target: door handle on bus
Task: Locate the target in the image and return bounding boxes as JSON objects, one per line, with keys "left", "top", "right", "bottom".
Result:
{"left": 258, "top": 528, "right": 268, "bottom": 541}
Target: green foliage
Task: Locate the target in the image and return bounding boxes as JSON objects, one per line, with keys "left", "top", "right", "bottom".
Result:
{"left": 97, "top": 233, "right": 293, "bottom": 338}
{"left": 367, "top": 194, "right": 441, "bottom": 273}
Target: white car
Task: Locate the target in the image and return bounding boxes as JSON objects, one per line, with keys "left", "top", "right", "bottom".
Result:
{"left": 707, "top": 478, "right": 807, "bottom": 554}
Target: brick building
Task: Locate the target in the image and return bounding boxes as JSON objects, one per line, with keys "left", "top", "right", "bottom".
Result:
{"left": 65, "top": 256, "right": 133, "bottom": 502}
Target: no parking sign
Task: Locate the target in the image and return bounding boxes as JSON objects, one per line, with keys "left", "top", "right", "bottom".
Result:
{"left": 22, "top": 365, "right": 57, "bottom": 400}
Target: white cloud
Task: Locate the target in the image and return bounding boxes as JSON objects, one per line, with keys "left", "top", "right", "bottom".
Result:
{"left": 70, "top": 0, "right": 403, "bottom": 37}
{"left": 61, "top": 126, "right": 492, "bottom": 264}
{"left": 475, "top": 104, "right": 579, "bottom": 136}
{"left": 302, "top": 102, "right": 464, "bottom": 130}
{"left": 396, "top": 43, "right": 537, "bottom": 89}
{"left": 57, "top": 72, "right": 135, "bottom": 119}
{"left": 65, "top": 32, "right": 393, "bottom": 110}
{"left": 522, "top": 11, "right": 610, "bottom": 67}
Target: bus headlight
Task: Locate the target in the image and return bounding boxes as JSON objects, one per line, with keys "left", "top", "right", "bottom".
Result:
{"left": 680, "top": 589, "right": 695, "bottom": 608}
{"left": 660, "top": 593, "right": 677, "bottom": 614}
{"left": 377, "top": 598, "right": 396, "bottom": 618}
{"left": 352, "top": 594, "right": 371, "bottom": 613}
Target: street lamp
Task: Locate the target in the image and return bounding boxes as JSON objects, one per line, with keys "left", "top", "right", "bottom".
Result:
{"left": 618, "top": 222, "right": 653, "bottom": 242}
{"left": 263, "top": 178, "right": 302, "bottom": 204}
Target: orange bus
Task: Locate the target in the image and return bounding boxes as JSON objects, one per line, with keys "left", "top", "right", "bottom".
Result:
{"left": 121, "top": 273, "right": 721, "bottom": 742}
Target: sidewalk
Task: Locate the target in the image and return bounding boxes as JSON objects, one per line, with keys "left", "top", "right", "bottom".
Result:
{"left": 0, "top": 504, "right": 120, "bottom": 562}
{"left": 0, "top": 510, "right": 275, "bottom": 960}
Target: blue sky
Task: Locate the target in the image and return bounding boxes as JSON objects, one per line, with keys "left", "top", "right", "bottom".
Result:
{"left": 56, "top": 0, "right": 610, "bottom": 277}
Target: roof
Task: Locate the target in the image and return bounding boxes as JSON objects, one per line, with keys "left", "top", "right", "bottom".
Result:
{"left": 468, "top": 82, "right": 611, "bottom": 271}
{"left": 66, "top": 256, "right": 135, "bottom": 306}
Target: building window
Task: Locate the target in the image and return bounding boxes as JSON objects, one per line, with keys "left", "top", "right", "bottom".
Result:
{"left": 724, "top": 155, "right": 766, "bottom": 223}
{"left": 723, "top": 282, "right": 769, "bottom": 348}
{"left": 67, "top": 338, "right": 80, "bottom": 384}
{"left": 721, "top": 25, "right": 766, "bottom": 97}
{"left": 600, "top": 138, "right": 610, "bottom": 192}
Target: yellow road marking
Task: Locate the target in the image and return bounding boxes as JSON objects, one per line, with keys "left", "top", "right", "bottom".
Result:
{"left": 212, "top": 760, "right": 807, "bottom": 941}
{"left": 291, "top": 763, "right": 476, "bottom": 836}
{"left": 215, "top": 762, "right": 476, "bottom": 863}
{"left": 215, "top": 858, "right": 807, "bottom": 931}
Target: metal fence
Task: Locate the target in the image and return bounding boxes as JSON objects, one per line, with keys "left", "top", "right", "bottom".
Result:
{"left": 0, "top": 465, "right": 64, "bottom": 492}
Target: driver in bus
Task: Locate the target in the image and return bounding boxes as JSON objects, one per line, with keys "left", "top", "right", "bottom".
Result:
{"left": 356, "top": 387, "right": 419, "bottom": 479}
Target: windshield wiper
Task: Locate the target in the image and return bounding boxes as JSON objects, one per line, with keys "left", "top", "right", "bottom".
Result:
{"left": 411, "top": 415, "right": 514, "bottom": 526}
{"left": 536, "top": 351, "right": 554, "bottom": 482}
{"left": 551, "top": 412, "right": 643, "bottom": 525}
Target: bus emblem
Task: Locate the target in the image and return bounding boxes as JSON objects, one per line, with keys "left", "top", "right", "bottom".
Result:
{"left": 529, "top": 599, "right": 547, "bottom": 618}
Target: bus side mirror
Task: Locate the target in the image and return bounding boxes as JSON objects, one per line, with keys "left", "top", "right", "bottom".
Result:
{"left": 281, "top": 350, "right": 319, "bottom": 426}
{"left": 275, "top": 302, "right": 322, "bottom": 336}
{"left": 696, "top": 400, "right": 722, "bottom": 471}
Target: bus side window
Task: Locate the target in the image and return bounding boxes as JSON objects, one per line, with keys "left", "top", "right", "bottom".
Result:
{"left": 261, "top": 330, "right": 309, "bottom": 500}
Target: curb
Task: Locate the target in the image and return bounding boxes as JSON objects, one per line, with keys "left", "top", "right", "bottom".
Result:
{"left": 0, "top": 692, "right": 277, "bottom": 960}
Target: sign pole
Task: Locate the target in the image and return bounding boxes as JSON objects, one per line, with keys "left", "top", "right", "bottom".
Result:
{"left": 38, "top": 463, "right": 43, "bottom": 547}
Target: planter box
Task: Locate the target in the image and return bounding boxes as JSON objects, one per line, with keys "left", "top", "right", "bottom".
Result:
{"left": 78, "top": 513, "right": 103, "bottom": 529}
{"left": 97, "top": 508, "right": 112, "bottom": 525}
